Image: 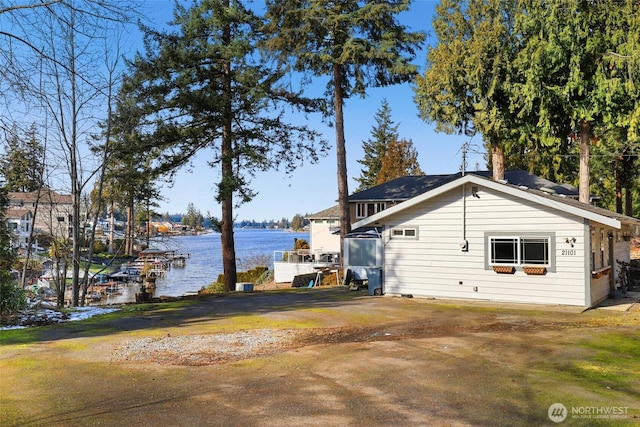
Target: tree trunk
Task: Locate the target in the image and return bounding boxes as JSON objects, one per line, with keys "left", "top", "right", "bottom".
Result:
{"left": 221, "top": 3, "right": 237, "bottom": 293}
{"left": 21, "top": 186, "right": 42, "bottom": 289}
{"left": 126, "top": 200, "right": 134, "bottom": 255}
{"left": 579, "top": 120, "right": 591, "bottom": 204}
{"left": 615, "top": 157, "right": 623, "bottom": 214}
{"left": 71, "top": 186, "right": 81, "bottom": 307}
{"left": 69, "top": 9, "right": 82, "bottom": 307}
{"left": 334, "top": 63, "right": 350, "bottom": 261}
{"left": 109, "top": 201, "right": 115, "bottom": 253}
{"left": 622, "top": 147, "right": 633, "bottom": 217}
{"left": 145, "top": 201, "right": 150, "bottom": 248}
{"left": 490, "top": 141, "right": 505, "bottom": 181}
{"left": 624, "top": 183, "right": 632, "bottom": 217}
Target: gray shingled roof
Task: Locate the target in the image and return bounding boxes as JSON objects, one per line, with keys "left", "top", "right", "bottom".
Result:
{"left": 348, "top": 170, "right": 580, "bottom": 202}
{"left": 523, "top": 186, "right": 640, "bottom": 225}
{"left": 307, "top": 205, "right": 341, "bottom": 219}
{"left": 353, "top": 173, "right": 640, "bottom": 230}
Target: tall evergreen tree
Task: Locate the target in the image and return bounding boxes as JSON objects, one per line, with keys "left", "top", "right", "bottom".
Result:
{"left": 263, "top": 0, "right": 425, "bottom": 250}
{"left": 512, "top": 0, "right": 640, "bottom": 204}
{"left": 0, "top": 125, "right": 45, "bottom": 192}
{"left": 182, "top": 202, "right": 204, "bottom": 231}
{"left": 0, "top": 185, "right": 26, "bottom": 315}
{"left": 355, "top": 99, "right": 399, "bottom": 191}
{"left": 376, "top": 139, "right": 423, "bottom": 184}
{"left": 418, "top": 0, "right": 639, "bottom": 212}
{"left": 0, "top": 186, "right": 13, "bottom": 271}
{"left": 414, "top": 0, "right": 520, "bottom": 182}
{"left": 120, "top": 0, "right": 327, "bottom": 292}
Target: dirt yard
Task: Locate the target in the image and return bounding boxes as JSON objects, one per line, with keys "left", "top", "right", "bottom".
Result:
{"left": 1, "top": 287, "right": 639, "bottom": 426}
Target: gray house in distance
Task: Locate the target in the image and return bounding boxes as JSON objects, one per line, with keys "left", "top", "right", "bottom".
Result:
{"left": 346, "top": 171, "right": 639, "bottom": 308}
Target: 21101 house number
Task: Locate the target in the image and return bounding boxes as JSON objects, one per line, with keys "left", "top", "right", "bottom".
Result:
{"left": 561, "top": 249, "right": 577, "bottom": 256}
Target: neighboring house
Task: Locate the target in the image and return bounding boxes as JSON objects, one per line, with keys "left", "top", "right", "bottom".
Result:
{"left": 348, "top": 173, "right": 640, "bottom": 308}
{"left": 307, "top": 205, "right": 341, "bottom": 256}
{"left": 5, "top": 208, "right": 34, "bottom": 251}
{"left": 8, "top": 189, "right": 73, "bottom": 241}
{"left": 272, "top": 206, "right": 342, "bottom": 283}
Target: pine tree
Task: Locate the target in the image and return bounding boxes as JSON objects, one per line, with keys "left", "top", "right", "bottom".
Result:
{"left": 376, "top": 139, "right": 424, "bottom": 185}
{"left": 355, "top": 100, "right": 399, "bottom": 191}
{"left": 0, "top": 125, "right": 44, "bottom": 192}
{"left": 415, "top": 0, "right": 520, "bottom": 182}
{"left": 263, "top": 0, "right": 425, "bottom": 247}
{"left": 512, "top": 0, "right": 640, "bottom": 204}
{"left": 119, "top": 0, "right": 326, "bottom": 292}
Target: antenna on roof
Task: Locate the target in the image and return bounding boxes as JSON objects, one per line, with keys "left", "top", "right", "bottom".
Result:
{"left": 460, "top": 141, "right": 469, "bottom": 176}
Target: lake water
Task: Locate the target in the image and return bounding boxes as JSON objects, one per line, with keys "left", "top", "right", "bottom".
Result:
{"left": 103, "top": 229, "right": 309, "bottom": 303}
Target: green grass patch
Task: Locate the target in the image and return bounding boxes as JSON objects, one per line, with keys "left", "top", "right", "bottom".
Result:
{"left": 560, "top": 331, "right": 640, "bottom": 391}
{"left": 0, "top": 327, "right": 49, "bottom": 346}
{"left": 0, "top": 299, "right": 204, "bottom": 346}
{"left": 212, "top": 313, "right": 322, "bottom": 331}
{"left": 527, "top": 330, "right": 640, "bottom": 415}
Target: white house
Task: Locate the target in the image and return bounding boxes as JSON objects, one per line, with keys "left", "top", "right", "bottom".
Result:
{"left": 5, "top": 208, "right": 34, "bottom": 252}
{"left": 349, "top": 173, "right": 640, "bottom": 307}
{"left": 307, "top": 205, "right": 341, "bottom": 256}
{"left": 272, "top": 206, "right": 342, "bottom": 283}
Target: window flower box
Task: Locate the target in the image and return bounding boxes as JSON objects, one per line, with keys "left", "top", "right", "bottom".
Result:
{"left": 492, "top": 265, "right": 515, "bottom": 274}
{"left": 591, "top": 266, "right": 611, "bottom": 279}
{"left": 523, "top": 266, "right": 547, "bottom": 275}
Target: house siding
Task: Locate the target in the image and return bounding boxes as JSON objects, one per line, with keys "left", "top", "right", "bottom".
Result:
{"left": 380, "top": 185, "right": 590, "bottom": 306}
{"left": 8, "top": 191, "right": 73, "bottom": 240}
{"left": 309, "top": 220, "right": 340, "bottom": 255}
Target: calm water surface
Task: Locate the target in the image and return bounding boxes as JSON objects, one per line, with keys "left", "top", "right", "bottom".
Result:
{"left": 143, "top": 229, "right": 308, "bottom": 297}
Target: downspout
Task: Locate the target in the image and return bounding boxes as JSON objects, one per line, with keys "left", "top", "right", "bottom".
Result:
{"left": 461, "top": 183, "right": 468, "bottom": 252}
{"left": 461, "top": 143, "right": 468, "bottom": 252}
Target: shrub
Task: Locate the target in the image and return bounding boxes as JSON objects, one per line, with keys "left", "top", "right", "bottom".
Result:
{"left": 93, "top": 240, "right": 108, "bottom": 254}
{"left": 214, "top": 266, "right": 270, "bottom": 290}
{"left": 200, "top": 281, "right": 225, "bottom": 294}
{"left": 294, "top": 238, "right": 309, "bottom": 250}
{"left": 0, "top": 271, "right": 27, "bottom": 316}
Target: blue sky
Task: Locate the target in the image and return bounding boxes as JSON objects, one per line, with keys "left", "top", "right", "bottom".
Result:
{"left": 145, "top": 0, "right": 487, "bottom": 221}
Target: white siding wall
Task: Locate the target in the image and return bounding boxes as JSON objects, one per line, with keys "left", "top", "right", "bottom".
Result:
{"left": 380, "top": 185, "right": 591, "bottom": 306}
{"left": 590, "top": 275, "right": 610, "bottom": 306}
{"left": 310, "top": 220, "right": 341, "bottom": 254}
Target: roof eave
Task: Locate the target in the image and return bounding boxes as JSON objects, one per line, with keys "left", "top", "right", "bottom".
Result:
{"left": 352, "top": 174, "right": 624, "bottom": 230}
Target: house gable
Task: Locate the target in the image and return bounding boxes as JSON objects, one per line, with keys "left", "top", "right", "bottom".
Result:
{"left": 353, "top": 174, "right": 628, "bottom": 231}
{"left": 347, "top": 170, "right": 588, "bottom": 225}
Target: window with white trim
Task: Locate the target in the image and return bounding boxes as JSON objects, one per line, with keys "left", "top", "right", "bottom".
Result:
{"left": 489, "top": 236, "right": 550, "bottom": 265}
{"left": 391, "top": 227, "right": 418, "bottom": 239}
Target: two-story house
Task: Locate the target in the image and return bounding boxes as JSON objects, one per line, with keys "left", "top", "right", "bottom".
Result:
{"left": 7, "top": 189, "right": 73, "bottom": 245}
